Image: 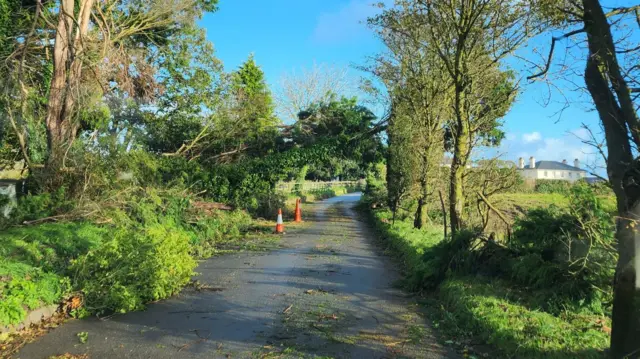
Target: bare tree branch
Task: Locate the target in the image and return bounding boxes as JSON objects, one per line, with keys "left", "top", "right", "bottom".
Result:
{"left": 527, "top": 28, "right": 586, "bottom": 80}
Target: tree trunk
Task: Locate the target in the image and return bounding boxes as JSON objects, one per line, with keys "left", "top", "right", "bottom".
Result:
{"left": 45, "top": 0, "right": 74, "bottom": 169}
{"left": 45, "top": 0, "right": 94, "bottom": 172}
{"left": 414, "top": 152, "right": 429, "bottom": 229}
{"left": 449, "top": 118, "right": 469, "bottom": 236}
{"left": 582, "top": 0, "right": 640, "bottom": 356}
{"left": 414, "top": 196, "right": 426, "bottom": 229}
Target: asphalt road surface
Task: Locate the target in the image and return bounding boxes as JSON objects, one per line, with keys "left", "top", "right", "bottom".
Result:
{"left": 16, "top": 193, "right": 456, "bottom": 359}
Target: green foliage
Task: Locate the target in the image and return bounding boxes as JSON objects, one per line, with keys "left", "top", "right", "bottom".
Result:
{"left": 534, "top": 180, "right": 574, "bottom": 194}
{"left": 362, "top": 162, "right": 387, "bottom": 207}
{"left": 0, "top": 222, "right": 107, "bottom": 272}
{"left": 294, "top": 165, "right": 309, "bottom": 195}
{"left": 0, "top": 185, "right": 263, "bottom": 325}
{"left": 509, "top": 184, "right": 616, "bottom": 313}
{"left": 190, "top": 210, "right": 252, "bottom": 258}
{"left": 364, "top": 196, "right": 613, "bottom": 358}
{"left": 77, "top": 331, "right": 88, "bottom": 344}
{"left": 71, "top": 224, "right": 196, "bottom": 314}
{"left": 291, "top": 97, "right": 384, "bottom": 180}
{"left": 3, "top": 188, "right": 76, "bottom": 227}
{"left": 226, "top": 54, "right": 280, "bottom": 155}
{"left": 0, "top": 260, "right": 69, "bottom": 326}
{"left": 438, "top": 278, "right": 609, "bottom": 358}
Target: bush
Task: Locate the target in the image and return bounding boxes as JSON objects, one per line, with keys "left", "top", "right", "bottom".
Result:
{"left": 3, "top": 188, "right": 75, "bottom": 227}
{"left": 0, "top": 186, "right": 260, "bottom": 325}
{"left": 362, "top": 165, "right": 387, "bottom": 208}
{"left": 363, "top": 199, "right": 613, "bottom": 358}
{"left": 509, "top": 183, "right": 616, "bottom": 313}
{"left": 190, "top": 210, "right": 253, "bottom": 258}
{"left": 535, "top": 180, "right": 573, "bottom": 194}
{"left": 0, "top": 261, "right": 69, "bottom": 325}
{"left": 71, "top": 224, "right": 196, "bottom": 315}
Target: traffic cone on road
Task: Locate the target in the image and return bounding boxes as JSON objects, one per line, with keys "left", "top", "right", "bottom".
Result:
{"left": 294, "top": 198, "right": 302, "bottom": 223}
{"left": 275, "top": 208, "right": 285, "bottom": 234}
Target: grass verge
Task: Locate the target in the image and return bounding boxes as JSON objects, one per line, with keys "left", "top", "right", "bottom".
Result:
{"left": 360, "top": 205, "right": 610, "bottom": 359}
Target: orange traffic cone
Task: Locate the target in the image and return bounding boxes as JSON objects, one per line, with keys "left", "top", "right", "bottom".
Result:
{"left": 294, "top": 198, "right": 302, "bottom": 223}
{"left": 275, "top": 208, "right": 285, "bottom": 234}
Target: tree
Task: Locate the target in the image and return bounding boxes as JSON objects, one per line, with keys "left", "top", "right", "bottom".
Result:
{"left": 1, "top": 0, "right": 218, "bottom": 182}
{"left": 369, "top": 7, "right": 450, "bottom": 229}
{"left": 144, "top": 24, "right": 223, "bottom": 155}
{"left": 527, "top": 1, "right": 640, "bottom": 356}
{"left": 290, "top": 97, "right": 384, "bottom": 180}
{"left": 276, "top": 63, "right": 354, "bottom": 122}
{"left": 396, "top": 0, "right": 526, "bottom": 235}
{"left": 222, "top": 54, "right": 280, "bottom": 158}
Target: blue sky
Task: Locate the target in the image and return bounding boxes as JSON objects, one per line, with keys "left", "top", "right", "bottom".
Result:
{"left": 200, "top": 0, "right": 617, "bottom": 174}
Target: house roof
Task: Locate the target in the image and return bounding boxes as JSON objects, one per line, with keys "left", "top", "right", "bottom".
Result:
{"left": 523, "top": 161, "right": 585, "bottom": 172}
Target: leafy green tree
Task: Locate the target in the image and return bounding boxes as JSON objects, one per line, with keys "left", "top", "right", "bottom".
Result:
{"left": 225, "top": 54, "right": 280, "bottom": 157}
{"left": 380, "top": 0, "right": 525, "bottom": 235}
{"left": 144, "top": 25, "right": 223, "bottom": 155}
{"left": 369, "top": 7, "right": 450, "bottom": 229}
{"left": 290, "top": 97, "right": 384, "bottom": 180}
{"left": 0, "top": 0, "right": 218, "bottom": 184}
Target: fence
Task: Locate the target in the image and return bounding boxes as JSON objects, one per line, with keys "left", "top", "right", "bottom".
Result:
{"left": 276, "top": 180, "right": 364, "bottom": 193}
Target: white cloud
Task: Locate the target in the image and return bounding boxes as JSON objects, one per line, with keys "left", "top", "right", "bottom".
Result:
{"left": 311, "top": 0, "right": 391, "bottom": 44}
{"left": 522, "top": 131, "right": 542, "bottom": 143}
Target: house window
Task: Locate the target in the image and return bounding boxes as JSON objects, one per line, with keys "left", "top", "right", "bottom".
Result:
{"left": 544, "top": 171, "right": 548, "bottom": 177}
{"left": 561, "top": 172, "right": 565, "bottom": 178}
{"left": 569, "top": 172, "right": 572, "bottom": 178}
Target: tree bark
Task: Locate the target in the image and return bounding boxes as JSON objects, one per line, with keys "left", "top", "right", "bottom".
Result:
{"left": 414, "top": 152, "right": 430, "bottom": 229}
{"left": 582, "top": 0, "right": 640, "bottom": 356}
{"left": 45, "top": 0, "right": 95, "bottom": 172}
{"left": 449, "top": 117, "right": 469, "bottom": 236}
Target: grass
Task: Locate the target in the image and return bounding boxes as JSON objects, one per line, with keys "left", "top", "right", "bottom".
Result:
{"left": 0, "top": 222, "right": 106, "bottom": 326}
{"left": 493, "top": 192, "right": 616, "bottom": 222}
{"left": 437, "top": 277, "right": 609, "bottom": 358}
{"left": 362, "top": 205, "right": 611, "bottom": 359}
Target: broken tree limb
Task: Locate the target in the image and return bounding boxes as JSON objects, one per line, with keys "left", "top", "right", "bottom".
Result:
{"left": 476, "top": 191, "right": 512, "bottom": 241}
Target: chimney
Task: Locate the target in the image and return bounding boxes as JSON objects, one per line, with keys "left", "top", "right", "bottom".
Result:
{"left": 574, "top": 158, "right": 580, "bottom": 169}
{"left": 530, "top": 156, "right": 535, "bottom": 169}
{"left": 562, "top": 159, "right": 567, "bottom": 165}
{"left": 518, "top": 157, "right": 524, "bottom": 169}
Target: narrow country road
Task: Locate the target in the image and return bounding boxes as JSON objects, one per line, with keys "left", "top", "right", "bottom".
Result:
{"left": 16, "top": 194, "right": 456, "bottom": 359}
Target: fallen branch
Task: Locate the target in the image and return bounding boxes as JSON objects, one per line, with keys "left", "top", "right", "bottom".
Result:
{"left": 476, "top": 191, "right": 512, "bottom": 241}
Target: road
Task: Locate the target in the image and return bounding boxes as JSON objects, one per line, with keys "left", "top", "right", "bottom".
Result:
{"left": 16, "top": 193, "right": 455, "bottom": 359}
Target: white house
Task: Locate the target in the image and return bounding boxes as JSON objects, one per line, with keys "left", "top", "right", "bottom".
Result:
{"left": 518, "top": 157, "right": 587, "bottom": 182}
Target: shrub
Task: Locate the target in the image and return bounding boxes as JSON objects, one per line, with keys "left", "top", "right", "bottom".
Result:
{"left": 535, "top": 179, "right": 573, "bottom": 194}
{"left": 509, "top": 183, "right": 616, "bottom": 313}
{"left": 190, "top": 210, "right": 252, "bottom": 258}
{"left": 362, "top": 166, "right": 387, "bottom": 208}
{"left": 0, "top": 222, "right": 107, "bottom": 273}
{"left": 4, "top": 188, "right": 75, "bottom": 227}
{"left": 0, "top": 261, "right": 69, "bottom": 326}
{"left": 71, "top": 224, "right": 196, "bottom": 315}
